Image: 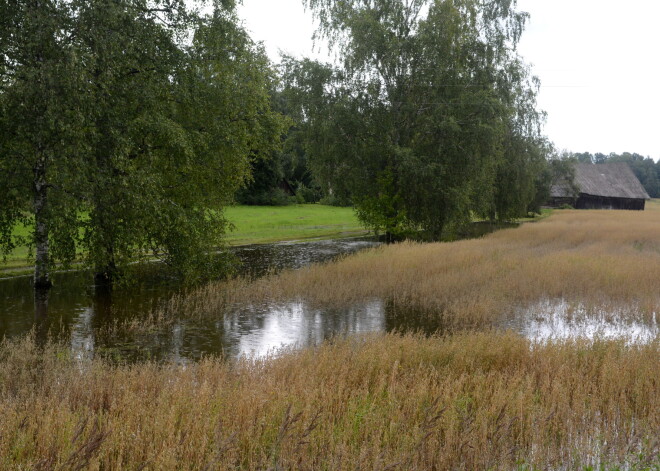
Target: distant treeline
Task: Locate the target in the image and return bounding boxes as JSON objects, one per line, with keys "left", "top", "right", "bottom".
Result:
{"left": 565, "top": 152, "right": 660, "bottom": 198}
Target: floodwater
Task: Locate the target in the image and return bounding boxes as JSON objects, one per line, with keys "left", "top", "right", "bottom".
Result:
{"left": 506, "top": 299, "right": 658, "bottom": 345}
{"left": 1, "top": 234, "right": 657, "bottom": 362}
{"left": 0, "top": 238, "right": 382, "bottom": 361}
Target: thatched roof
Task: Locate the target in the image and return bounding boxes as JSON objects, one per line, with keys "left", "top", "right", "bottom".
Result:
{"left": 550, "top": 162, "right": 650, "bottom": 200}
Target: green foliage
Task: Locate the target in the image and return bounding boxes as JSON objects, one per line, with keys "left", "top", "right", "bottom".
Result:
{"left": 0, "top": 0, "right": 286, "bottom": 285}
{"left": 284, "top": 0, "right": 547, "bottom": 239}
{"left": 0, "top": 0, "right": 90, "bottom": 286}
{"left": 295, "top": 183, "right": 322, "bottom": 204}
{"left": 235, "top": 156, "right": 292, "bottom": 206}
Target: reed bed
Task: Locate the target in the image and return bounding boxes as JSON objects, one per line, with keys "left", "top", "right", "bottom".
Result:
{"left": 173, "top": 203, "right": 660, "bottom": 329}
{"left": 0, "top": 332, "right": 658, "bottom": 470}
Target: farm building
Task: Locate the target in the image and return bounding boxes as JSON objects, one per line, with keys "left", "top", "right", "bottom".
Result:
{"left": 549, "top": 162, "right": 650, "bottom": 210}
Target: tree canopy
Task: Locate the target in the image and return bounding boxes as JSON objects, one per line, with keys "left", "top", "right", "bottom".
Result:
{"left": 282, "top": 0, "right": 547, "bottom": 240}
{"left": 0, "top": 0, "right": 286, "bottom": 287}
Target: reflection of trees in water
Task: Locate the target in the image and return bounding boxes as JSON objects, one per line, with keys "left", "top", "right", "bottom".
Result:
{"left": 0, "top": 276, "right": 37, "bottom": 338}
{"left": 383, "top": 299, "right": 450, "bottom": 336}
{"left": 233, "top": 239, "right": 379, "bottom": 279}
{"left": 34, "top": 288, "right": 50, "bottom": 348}
{"left": 1, "top": 239, "right": 381, "bottom": 361}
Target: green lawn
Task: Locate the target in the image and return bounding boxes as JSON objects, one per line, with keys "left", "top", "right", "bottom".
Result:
{"left": 2, "top": 222, "right": 32, "bottom": 270}
{"left": 0, "top": 204, "right": 368, "bottom": 273}
{"left": 223, "top": 204, "right": 368, "bottom": 245}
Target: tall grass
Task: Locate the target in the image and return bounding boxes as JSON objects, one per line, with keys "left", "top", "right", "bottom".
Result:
{"left": 1, "top": 333, "right": 657, "bottom": 470}
{"left": 2, "top": 206, "right": 659, "bottom": 469}
{"left": 174, "top": 203, "right": 660, "bottom": 328}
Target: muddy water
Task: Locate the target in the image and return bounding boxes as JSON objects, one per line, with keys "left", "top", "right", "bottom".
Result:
{"left": 1, "top": 235, "right": 658, "bottom": 362}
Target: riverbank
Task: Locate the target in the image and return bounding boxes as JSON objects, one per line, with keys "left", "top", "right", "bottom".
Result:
{"left": 0, "top": 204, "right": 368, "bottom": 278}
{"left": 0, "top": 203, "right": 552, "bottom": 279}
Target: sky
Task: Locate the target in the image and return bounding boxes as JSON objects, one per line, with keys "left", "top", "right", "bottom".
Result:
{"left": 238, "top": 0, "right": 660, "bottom": 161}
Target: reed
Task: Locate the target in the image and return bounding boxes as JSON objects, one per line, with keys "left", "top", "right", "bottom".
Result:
{"left": 173, "top": 203, "right": 660, "bottom": 329}
{"left": 1, "top": 332, "right": 657, "bottom": 470}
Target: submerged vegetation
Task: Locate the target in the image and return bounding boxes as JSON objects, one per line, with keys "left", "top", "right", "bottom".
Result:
{"left": 0, "top": 206, "right": 659, "bottom": 468}
{"left": 175, "top": 202, "right": 660, "bottom": 330}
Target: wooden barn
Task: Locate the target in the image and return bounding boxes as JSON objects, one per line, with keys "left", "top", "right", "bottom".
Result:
{"left": 549, "top": 162, "right": 650, "bottom": 210}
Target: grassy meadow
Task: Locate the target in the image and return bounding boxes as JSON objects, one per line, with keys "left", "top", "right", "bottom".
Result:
{"left": 223, "top": 204, "right": 368, "bottom": 245}
{"left": 1, "top": 202, "right": 659, "bottom": 469}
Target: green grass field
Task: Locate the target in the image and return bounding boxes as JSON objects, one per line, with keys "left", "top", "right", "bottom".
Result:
{"left": 223, "top": 204, "right": 368, "bottom": 245}
{"left": 1, "top": 222, "right": 32, "bottom": 270}
{"left": 0, "top": 204, "right": 368, "bottom": 273}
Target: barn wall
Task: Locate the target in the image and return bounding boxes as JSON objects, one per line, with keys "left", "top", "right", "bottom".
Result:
{"left": 576, "top": 195, "right": 645, "bottom": 210}
{"left": 547, "top": 197, "right": 577, "bottom": 208}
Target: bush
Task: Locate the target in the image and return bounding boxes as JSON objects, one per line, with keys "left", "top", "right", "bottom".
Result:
{"left": 296, "top": 183, "right": 322, "bottom": 204}
{"left": 319, "top": 193, "right": 352, "bottom": 207}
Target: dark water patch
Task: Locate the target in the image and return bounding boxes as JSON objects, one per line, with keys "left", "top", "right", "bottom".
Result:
{"left": 0, "top": 238, "right": 380, "bottom": 361}
{"left": 232, "top": 238, "right": 379, "bottom": 278}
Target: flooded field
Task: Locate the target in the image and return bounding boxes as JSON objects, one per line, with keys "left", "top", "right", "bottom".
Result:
{"left": 508, "top": 299, "right": 658, "bottom": 345}
{"left": 1, "top": 210, "right": 658, "bottom": 470}
{"left": 0, "top": 238, "right": 382, "bottom": 361}
{"left": 3, "top": 207, "right": 660, "bottom": 363}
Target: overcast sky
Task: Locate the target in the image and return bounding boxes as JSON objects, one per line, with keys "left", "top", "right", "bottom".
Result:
{"left": 238, "top": 0, "right": 660, "bottom": 161}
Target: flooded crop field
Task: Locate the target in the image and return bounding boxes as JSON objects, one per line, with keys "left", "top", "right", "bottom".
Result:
{"left": 1, "top": 209, "right": 658, "bottom": 470}
{"left": 1, "top": 213, "right": 659, "bottom": 362}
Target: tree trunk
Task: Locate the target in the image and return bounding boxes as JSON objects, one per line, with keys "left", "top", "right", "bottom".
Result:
{"left": 34, "top": 287, "right": 50, "bottom": 347}
{"left": 94, "top": 252, "right": 117, "bottom": 286}
{"left": 33, "top": 153, "right": 52, "bottom": 290}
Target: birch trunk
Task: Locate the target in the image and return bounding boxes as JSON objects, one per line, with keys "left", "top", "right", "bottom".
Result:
{"left": 33, "top": 152, "right": 52, "bottom": 290}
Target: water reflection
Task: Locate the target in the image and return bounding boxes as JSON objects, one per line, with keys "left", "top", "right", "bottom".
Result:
{"left": 232, "top": 238, "right": 379, "bottom": 278}
{"left": 223, "top": 300, "right": 385, "bottom": 358}
{"left": 2, "top": 237, "right": 658, "bottom": 362}
{"left": 0, "top": 238, "right": 381, "bottom": 361}
{"left": 507, "top": 299, "right": 659, "bottom": 345}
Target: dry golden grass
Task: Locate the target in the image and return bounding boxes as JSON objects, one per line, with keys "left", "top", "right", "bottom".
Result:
{"left": 174, "top": 202, "right": 660, "bottom": 329}
{"left": 1, "top": 332, "right": 658, "bottom": 470}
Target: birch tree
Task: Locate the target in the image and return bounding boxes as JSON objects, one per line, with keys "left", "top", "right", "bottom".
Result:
{"left": 284, "top": 0, "right": 546, "bottom": 239}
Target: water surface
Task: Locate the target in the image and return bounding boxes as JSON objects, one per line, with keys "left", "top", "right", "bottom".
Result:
{"left": 0, "top": 238, "right": 381, "bottom": 361}
{"left": 1, "top": 235, "right": 657, "bottom": 362}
